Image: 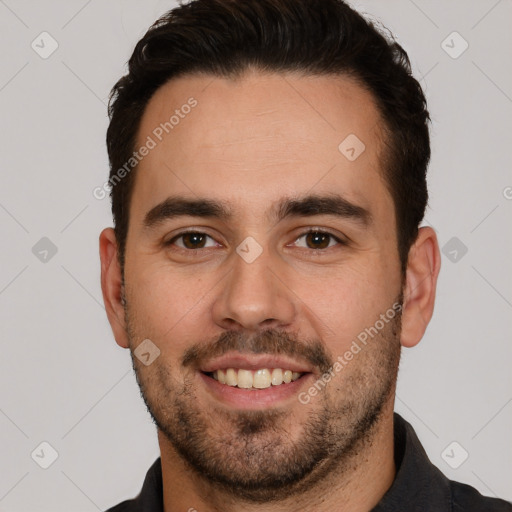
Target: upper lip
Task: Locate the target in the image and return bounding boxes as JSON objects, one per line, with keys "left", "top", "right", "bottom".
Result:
{"left": 199, "top": 353, "right": 314, "bottom": 373}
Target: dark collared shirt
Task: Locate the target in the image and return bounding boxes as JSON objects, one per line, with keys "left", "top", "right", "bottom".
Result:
{"left": 105, "top": 413, "right": 512, "bottom": 511}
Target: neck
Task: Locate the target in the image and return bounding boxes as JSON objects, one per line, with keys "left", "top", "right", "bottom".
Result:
{"left": 159, "top": 401, "right": 397, "bottom": 512}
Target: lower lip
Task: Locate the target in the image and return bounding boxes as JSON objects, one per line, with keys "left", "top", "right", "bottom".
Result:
{"left": 198, "top": 372, "right": 313, "bottom": 409}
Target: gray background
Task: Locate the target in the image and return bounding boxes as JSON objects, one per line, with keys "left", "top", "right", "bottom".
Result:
{"left": 0, "top": 0, "right": 511, "bottom": 510}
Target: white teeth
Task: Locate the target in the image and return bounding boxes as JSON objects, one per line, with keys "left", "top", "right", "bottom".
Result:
{"left": 210, "top": 368, "right": 304, "bottom": 389}
{"left": 237, "top": 369, "right": 253, "bottom": 389}
{"left": 225, "top": 368, "right": 238, "bottom": 386}
{"left": 271, "top": 368, "right": 283, "bottom": 386}
{"left": 253, "top": 369, "right": 271, "bottom": 389}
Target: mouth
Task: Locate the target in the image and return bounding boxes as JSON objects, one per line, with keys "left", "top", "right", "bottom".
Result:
{"left": 198, "top": 354, "right": 314, "bottom": 408}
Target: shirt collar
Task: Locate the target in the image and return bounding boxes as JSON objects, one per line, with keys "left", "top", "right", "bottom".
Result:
{"left": 371, "top": 412, "right": 451, "bottom": 511}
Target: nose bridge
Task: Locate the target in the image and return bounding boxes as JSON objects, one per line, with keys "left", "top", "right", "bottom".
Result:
{"left": 212, "top": 242, "right": 296, "bottom": 330}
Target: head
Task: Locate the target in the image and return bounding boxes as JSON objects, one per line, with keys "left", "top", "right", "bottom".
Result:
{"left": 100, "top": 0, "right": 440, "bottom": 503}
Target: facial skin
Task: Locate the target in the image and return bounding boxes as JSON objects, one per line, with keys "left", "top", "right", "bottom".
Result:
{"left": 100, "top": 69, "right": 441, "bottom": 512}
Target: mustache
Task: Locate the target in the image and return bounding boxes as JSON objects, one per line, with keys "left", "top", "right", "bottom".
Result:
{"left": 181, "top": 329, "right": 334, "bottom": 374}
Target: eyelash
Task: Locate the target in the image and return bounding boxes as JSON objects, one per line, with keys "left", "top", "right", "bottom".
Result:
{"left": 164, "top": 228, "right": 346, "bottom": 252}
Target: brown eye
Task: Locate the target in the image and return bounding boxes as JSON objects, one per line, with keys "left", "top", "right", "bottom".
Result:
{"left": 293, "top": 230, "right": 343, "bottom": 250}
{"left": 167, "top": 232, "right": 217, "bottom": 250}
{"left": 306, "top": 232, "right": 330, "bottom": 249}
{"left": 181, "top": 232, "right": 207, "bottom": 249}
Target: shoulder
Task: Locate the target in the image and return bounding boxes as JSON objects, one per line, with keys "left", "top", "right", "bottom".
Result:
{"left": 103, "top": 457, "right": 163, "bottom": 512}
{"left": 451, "top": 480, "right": 512, "bottom": 512}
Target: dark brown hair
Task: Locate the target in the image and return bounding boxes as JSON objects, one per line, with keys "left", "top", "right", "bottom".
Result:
{"left": 106, "top": 0, "right": 430, "bottom": 274}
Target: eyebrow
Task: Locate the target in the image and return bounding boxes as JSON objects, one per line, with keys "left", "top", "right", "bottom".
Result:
{"left": 143, "top": 193, "right": 372, "bottom": 230}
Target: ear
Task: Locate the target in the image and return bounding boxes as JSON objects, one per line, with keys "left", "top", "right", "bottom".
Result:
{"left": 99, "top": 227, "right": 129, "bottom": 349}
{"left": 400, "top": 226, "right": 441, "bottom": 348}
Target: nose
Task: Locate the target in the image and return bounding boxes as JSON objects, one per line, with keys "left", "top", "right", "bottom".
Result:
{"left": 211, "top": 245, "right": 297, "bottom": 332}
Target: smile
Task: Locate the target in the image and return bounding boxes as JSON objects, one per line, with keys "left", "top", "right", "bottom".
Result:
{"left": 206, "top": 368, "right": 303, "bottom": 389}
{"left": 198, "top": 353, "right": 314, "bottom": 407}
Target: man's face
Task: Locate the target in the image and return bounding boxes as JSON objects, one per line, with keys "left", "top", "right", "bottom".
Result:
{"left": 122, "top": 70, "right": 404, "bottom": 500}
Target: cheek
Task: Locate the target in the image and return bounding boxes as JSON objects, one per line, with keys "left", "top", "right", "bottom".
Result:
{"left": 125, "top": 262, "right": 212, "bottom": 343}
{"left": 290, "top": 263, "right": 395, "bottom": 355}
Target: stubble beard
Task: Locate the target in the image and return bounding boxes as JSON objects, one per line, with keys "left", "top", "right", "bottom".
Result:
{"left": 126, "top": 299, "right": 402, "bottom": 503}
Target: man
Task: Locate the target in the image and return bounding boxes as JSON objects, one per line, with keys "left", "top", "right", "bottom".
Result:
{"left": 99, "top": 0, "right": 512, "bottom": 510}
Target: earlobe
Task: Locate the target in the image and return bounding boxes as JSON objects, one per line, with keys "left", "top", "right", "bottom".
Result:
{"left": 400, "top": 226, "right": 441, "bottom": 348}
{"left": 99, "top": 227, "right": 130, "bottom": 349}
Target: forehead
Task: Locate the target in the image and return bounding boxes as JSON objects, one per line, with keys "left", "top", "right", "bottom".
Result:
{"left": 130, "top": 69, "right": 393, "bottom": 227}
